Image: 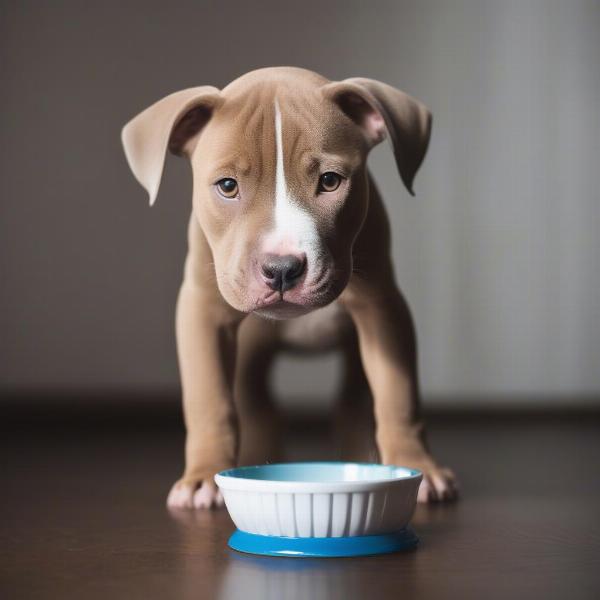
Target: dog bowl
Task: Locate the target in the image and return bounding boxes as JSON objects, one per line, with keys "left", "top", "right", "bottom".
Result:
{"left": 214, "top": 462, "right": 422, "bottom": 557}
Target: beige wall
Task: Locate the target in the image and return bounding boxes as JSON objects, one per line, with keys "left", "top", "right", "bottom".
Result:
{"left": 1, "top": 0, "right": 599, "bottom": 404}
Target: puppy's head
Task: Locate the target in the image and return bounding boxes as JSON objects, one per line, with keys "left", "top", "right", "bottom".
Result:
{"left": 122, "top": 67, "right": 431, "bottom": 318}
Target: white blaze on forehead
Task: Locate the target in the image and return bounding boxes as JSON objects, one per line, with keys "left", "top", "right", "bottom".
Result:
{"left": 264, "top": 98, "right": 319, "bottom": 257}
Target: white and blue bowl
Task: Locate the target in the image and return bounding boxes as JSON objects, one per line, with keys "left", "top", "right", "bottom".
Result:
{"left": 214, "top": 462, "right": 422, "bottom": 557}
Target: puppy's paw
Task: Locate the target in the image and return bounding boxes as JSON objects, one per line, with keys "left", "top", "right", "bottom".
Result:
{"left": 416, "top": 464, "right": 459, "bottom": 504}
{"left": 166, "top": 478, "right": 225, "bottom": 510}
{"left": 385, "top": 447, "right": 459, "bottom": 503}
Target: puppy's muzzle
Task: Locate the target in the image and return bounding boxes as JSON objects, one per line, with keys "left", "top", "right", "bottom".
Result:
{"left": 261, "top": 254, "right": 307, "bottom": 293}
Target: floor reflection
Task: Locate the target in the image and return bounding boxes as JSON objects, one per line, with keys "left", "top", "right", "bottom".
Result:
{"left": 218, "top": 545, "right": 418, "bottom": 600}
{"left": 220, "top": 552, "right": 356, "bottom": 600}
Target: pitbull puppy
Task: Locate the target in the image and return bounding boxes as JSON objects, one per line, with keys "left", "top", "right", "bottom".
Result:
{"left": 122, "top": 67, "right": 457, "bottom": 508}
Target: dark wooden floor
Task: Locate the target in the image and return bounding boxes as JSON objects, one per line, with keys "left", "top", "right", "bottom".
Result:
{"left": 2, "top": 406, "right": 600, "bottom": 599}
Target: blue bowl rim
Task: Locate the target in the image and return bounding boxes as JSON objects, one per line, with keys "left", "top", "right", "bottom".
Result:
{"left": 227, "top": 527, "right": 419, "bottom": 557}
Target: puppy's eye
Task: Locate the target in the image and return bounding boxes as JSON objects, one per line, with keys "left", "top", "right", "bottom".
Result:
{"left": 216, "top": 178, "right": 239, "bottom": 199}
{"left": 318, "top": 172, "right": 342, "bottom": 193}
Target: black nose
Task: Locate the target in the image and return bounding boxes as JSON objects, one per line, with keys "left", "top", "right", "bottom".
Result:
{"left": 261, "top": 254, "right": 307, "bottom": 292}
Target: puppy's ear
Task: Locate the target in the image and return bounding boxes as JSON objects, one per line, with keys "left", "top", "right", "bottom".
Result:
{"left": 322, "top": 78, "right": 431, "bottom": 195}
{"left": 121, "top": 86, "right": 222, "bottom": 205}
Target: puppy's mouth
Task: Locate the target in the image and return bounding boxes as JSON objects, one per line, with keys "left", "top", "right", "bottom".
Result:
{"left": 251, "top": 276, "right": 337, "bottom": 320}
{"left": 254, "top": 300, "right": 312, "bottom": 320}
{"left": 252, "top": 292, "right": 319, "bottom": 319}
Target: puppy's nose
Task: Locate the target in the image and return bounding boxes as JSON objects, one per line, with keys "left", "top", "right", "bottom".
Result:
{"left": 261, "top": 254, "right": 307, "bottom": 292}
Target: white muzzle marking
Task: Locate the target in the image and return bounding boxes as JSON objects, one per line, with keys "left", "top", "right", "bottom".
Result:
{"left": 263, "top": 99, "right": 319, "bottom": 260}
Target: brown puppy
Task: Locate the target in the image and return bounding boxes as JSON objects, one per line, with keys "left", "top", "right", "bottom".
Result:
{"left": 122, "top": 67, "right": 457, "bottom": 508}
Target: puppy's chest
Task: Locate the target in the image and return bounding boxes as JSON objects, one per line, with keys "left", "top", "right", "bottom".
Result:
{"left": 279, "top": 301, "right": 354, "bottom": 351}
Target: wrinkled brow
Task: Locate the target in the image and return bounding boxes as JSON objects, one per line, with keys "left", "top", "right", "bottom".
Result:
{"left": 300, "top": 152, "right": 355, "bottom": 177}
{"left": 209, "top": 155, "right": 252, "bottom": 177}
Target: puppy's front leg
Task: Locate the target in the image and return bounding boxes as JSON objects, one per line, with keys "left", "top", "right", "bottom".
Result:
{"left": 167, "top": 277, "right": 244, "bottom": 510}
{"left": 340, "top": 278, "right": 458, "bottom": 503}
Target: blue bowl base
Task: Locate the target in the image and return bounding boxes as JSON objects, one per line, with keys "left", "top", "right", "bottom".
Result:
{"left": 228, "top": 527, "right": 418, "bottom": 558}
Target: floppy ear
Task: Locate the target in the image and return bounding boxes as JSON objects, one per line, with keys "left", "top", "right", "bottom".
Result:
{"left": 121, "top": 86, "right": 222, "bottom": 205}
{"left": 321, "top": 78, "right": 432, "bottom": 195}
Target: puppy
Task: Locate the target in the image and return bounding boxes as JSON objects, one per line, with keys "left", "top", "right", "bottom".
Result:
{"left": 122, "top": 67, "right": 457, "bottom": 508}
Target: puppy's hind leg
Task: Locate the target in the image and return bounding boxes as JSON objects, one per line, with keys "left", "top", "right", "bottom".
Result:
{"left": 333, "top": 334, "right": 378, "bottom": 463}
{"left": 235, "top": 315, "right": 284, "bottom": 466}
